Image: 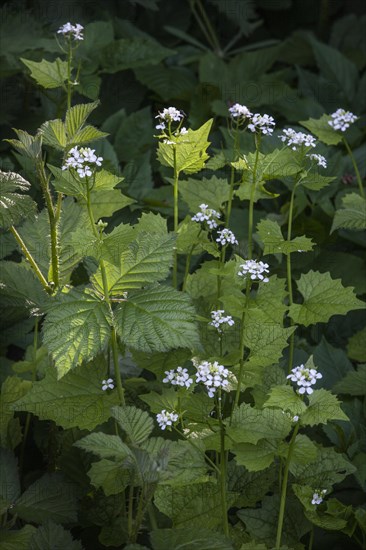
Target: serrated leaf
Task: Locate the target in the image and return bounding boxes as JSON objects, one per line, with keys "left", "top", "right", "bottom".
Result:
{"left": 179, "top": 175, "right": 230, "bottom": 212}
{"left": 157, "top": 120, "right": 213, "bottom": 175}
{"left": 14, "top": 473, "right": 78, "bottom": 523}
{"left": 70, "top": 125, "right": 108, "bottom": 146}
{"left": 48, "top": 165, "right": 85, "bottom": 196}
{"left": 29, "top": 521, "right": 83, "bottom": 550}
{"left": 5, "top": 129, "right": 42, "bottom": 160}
{"left": 232, "top": 440, "right": 276, "bottom": 472}
{"left": 115, "top": 285, "right": 199, "bottom": 353}
{"left": 244, "top": 323, "right": 295, "bottom": 371}
{"left": 89, "top": 189, "right": 135, "bottom": 219}
{"left": 21, "top": 57, "right": 68, "bottom": 89}
{"left": 226, "top": 403, "right": 292, "bottom": 444}
{"left": 289, "top": 434, "right": 319, "bottom": 465}
{"left": 11, "top": 361, "right": 120, "bottom": 430}
{"left": 111, "top": 405, "right": 154, "bottom": 445}
{"left": 301, "top": 173, "right": 335, "bottom": 191}
{"left": 42, "top": 287, "right": 112, "bottom": 377}
{"left": 264, "top": 385, "right": 307, "bottom": 416}
{"left": 0, "top": 376, "right": 32, "bottom": 448}
{"left": 228, "top": 462, "right": 276, "bottom": 508}
{"left": 334, "top": 365, "right": 366, "bottom": 396}
{"left": 288, "top": 270, "right": 365, "bottom": 326}
{"left": 300, "top": 389, "right": 349, "bottom": 426}
{"left": 290, "top": 446, "right": 356, "bottom": 487}
{"left": 257, "top": 218, "right": 314, "bottom": 255}
{"left": 300, "top": 114, "right": 342, "bottom": 145}
{"left": 0, "top": 171, "right": 36, "bottom": 229}
{"left": 0, "top": 525, "right": 37, "bottom": 550}
{"left": 150, "top": 527, "right": 234, "bottom": 550}
{"left": 74, "top": 432, "right": 131, "bottom": 459}
{"left": 101, "top": 38, "right": 175, "bottom": 73}
{"left": 65, "top": 101, "right": 100, "bottom": 137}
{"left": 331, "top": 193, "right": 366, "bottom": 232}
{"left": 87, "top": 458, "right": 129, "bottom": 496}
{"left": 39, "top": 119, "right": 67, "bottom": 149}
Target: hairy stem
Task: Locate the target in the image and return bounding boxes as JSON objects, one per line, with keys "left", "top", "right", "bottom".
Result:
{"left": 286, "top": 184, "right": 297, "bottom": 373}
{"left": 218, "top": 392, "right": 229, "bottom": 536}
{"left": 275, "top": 423, "right": 300, "bottom": 549}
{"left": 173, "top": 147, "right": 180, "bottom": 288}
{"left": 66, "top": 38, "right": 73, "bottom": 111}
{"left": 226, "top": 123, "right": 240, "bottom": 226}
{"left": 247, "top": 135, "right": 261, "bottom": 260}
{"left": 10, "top": 226, "right": 51, "bottom": 292}
{"left": 343, "top": 136, "right": 365, "bottom": 198}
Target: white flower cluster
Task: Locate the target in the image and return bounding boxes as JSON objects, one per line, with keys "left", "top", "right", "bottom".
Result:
{"left": 62, "top": 146, "right": 103, "bottom": 178}
{"left": 194, "top": 359, "right": 229, "bottom": 398}
{"left": 248, "top": 113, "right": 276, "bottom": 136}
{"left": 287, "top": 364, "right": 322, "bottom": 395}
{"left": 192, "top": 203, "right": 221, "bottom": 230}
{"left": 101, "top": 378, "right": 114, "bottom": 391}
{"left": 279, "top": 128, "right": 316, "bottom": 150}
{"left": 216, "top": 228, "right": 238, "bottom": 246}
{"left": 238, "top": 260, "right": 270, "bottom": 283}
{"left": 155, "top": 107, "right": 184, "bottom": 130}
{"left": 307, "top": 153, "right": 327, "bottom": 168}
{"left": 311, "top": 489, "right": 327, "bottom": 506}
{"left": 328, "top": 108, "right": 358, "bottom": 132}
{"left": 156, "top": 410, "right": 179, "bottom": 430}
{"left": 163, "top": 366, "right": 193, "bottom": 388}
{"left": 210, "top": 310, "right": 235, "bottom": 332}
{"left": 57, "top": 22, "right": 84, "bottom": 41}
{"left": 229, "top": 103, "right": 252, "bottom": 120}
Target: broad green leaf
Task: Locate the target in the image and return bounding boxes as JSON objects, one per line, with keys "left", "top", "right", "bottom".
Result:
{"left": 0, "top": 448, "right": 20, "bottom": 513}
{"left": 48, "top": 165, "right": 85, "bottom": 197}
{"left": 65, "top": 101, "right": 100, "bottom": 137}
{"left": 334, "top": 365, "right": 366, "bottom": 396}
{"left": 87, "top": 459, "right": 129, "bottom": 496}
{"left": 300, "top": 173, "right": 335, "bottom": 191}
{"left": 5, "top": 129, "right": 42, "bottom": 160}
{"left": 347, "top": 328, "right": 366, "bottom": 362}
{"left": 228, "top": 462, "right": 276, "bottom": 508}
{"left": 101, "top": 38, "right": 175, "bottom": 73}
{"left": 139, "top": 387, "right": 178, "bottom": 413}
{"left": 0, "top": 262, "right": 47, "bottom": 313}
{"left": 157, "top": 120, "right": 213, "bottom": 175}
{"left": 287, "top": 434, "right": 318, "bottom": 465}
{"left": 39, "top": 119, "right": 67, "bottom": 149}
{"left": 0, "top": 376, "right": 32, "bottom": 448}
{"left": 288, "top": 270, "right": 365, "bottom": 326}
{"left": 74, "top": 433, "right": 131, "bottom": 459}
{"left": 176, "top": 218, "right": 219, "bottom": 258}
{"left": 135, "top": 64, "right": 196, "bottom": 101}
{"left": 249, "top": 276, "right": 288, "bottom": 326}
{"left": 232, "top": 440, "right": 276, "bottom": 472}
{"left": 300, "top": 114, "right": 342, "bottom": 145}
{"left": 179, "top": 175, "right": 230, "bottom": 213}
{"left": 11, "top": 361, "right": 120, "bottom": 430}
{"left": 69, "top": 125, "right": 108, "bottom": 146}
{"left": 244, "top": 323, "right": 295, "bottom": 371}
{"left": 42, "top": 287, "right": 112, "bottom": 377}
{"left": 331, "top": 193, "right": 366, "bottom": 232}
{"left": 226, "top": 403, "right": 292, "bottom": 444}
{"left": 89, "top": 189, "right": 135, "bottom": 219}
{"left": 150, "top": 528, "right": 234, "bottom": 550}
{"left": 14, "top": 473, "right": 78, "bottom": 523}
{"left": 29, "top": 521, "right": 83, "bottom": 550}
{"left": 300, "top": 389, "right": 348, "bottom": 426}
{"left": 293, "top": 486, "right": 350, "bottom": 531}
{"left": 115, "top": 285, "right": 199, "bottom": 353}
{"left": 111, "top": 405, "right": 154, "bottom": 445}
{"left": 114, "top": 107, "right": 154, "bottom": 162}
{"left": 93, "top": 233, "right": 174, "bottom": 294}
{"left": 257, "top": 218, "right": 314, "bottom": 255}
{"left": 256, "top": 147, "right": 302, "bottom": 179}
{"left": 21, "top": 57, "right": 68, "bottom": 89}
{"left": 290, "top": 446, "right": 356, "bottom": 486}
{"left": 264, "top": 385, "right": 307, "bottom": 417}
{"left": 0, "top": 525, "right": 37, "bottom": 550}
{"left": 0, "top": 171, "right": 36, "bottom": 229}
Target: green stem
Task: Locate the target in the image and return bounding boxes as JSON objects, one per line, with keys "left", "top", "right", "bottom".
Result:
{"left": 147, "top": 503, "right": 158, "bottom": 530}
{"left": 218, "top": 391, "right": 229, "bottom": 536}
{"left": 111, "top": 327, "right": 126, "bottom": 406}
{"left": 127, "top": 485, "right": 134, "bottom": 540}
{"left": 190, "top": 0, "right": 221, "bottom": 53}
{"left": 66, "top": 38, "right": 73, "bottom": 111}
{"left": 195, "top": 0, "right": 222, "bottom": 54}
{"left": 10, "top": 226, "right": 51, "bottom": 292}
{"left": 216, "top": 246, "right": 226, "bottom": 305}
{"left": 343, "top": 136, "right": 365, "bottom": 198}
{"left": 247, "top": 135, "right": 261, "bottom": 260}
{"left": 226, "top": 124, "right": 240, "bottom": 226}
{"left": 308, "top": 526, "right": 314, "bottom": 550}
{"left": 132, "top": 488, "right": 147, "bottom": 542}
{"left": 286, "top": 185, "right": 297, "bottom": 373}
{"left": 231, "top": 278, "right": 251, "bottom": 415}
{"left": 275, "top": 423, "right": 300, "bottom": 549}
{"left": 182, "top": 228, "right": 202, "bottom": 291}
{"left": 173, "top": 147, "right": 180, "bottom": 288}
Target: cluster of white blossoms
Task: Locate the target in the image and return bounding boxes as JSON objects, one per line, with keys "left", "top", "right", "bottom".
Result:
{"left": 279, "top": 128, "right": 316, "bottom": 150}
{"left": 192, "top": 203, "right": 221, "bottom": 229}
{"left": 229, "top": 103, "right": 252, "bottom": 121}
{"left": 311, "top": 489, "right": 327, "bottom": 506}
{"left": 62, "top": 146, "right": 103, "bottom": 178}
{"left": 156, "top": 410, "right": 179, "bottom": 430}
{"left": 101, "top": 378, "right": 114, "bottom": 391}
{"left": 287, "top": 364, "right": 322, "bottom": 395}
{"left": 307, "top": 153, "right": 327, "bottom": 168}
{"left": 163, "top": 366, "right": 193, "bottom": 388}
{"left": 155, "top": 107, "right": 184, "bottom": 130}
{"left": 248, "top": 113, "right": 276, "bottom": 136}
{"left": 210, "top": 310, "right": 235, "bottom": 332}
{"left": 238, "top": 259, "right": 270, "bottom": 283}
{"left": 328, "top": 108, "right": 358, "bottom": 132}
{"left": 194, "top": 359, "right": 229, "bottom": 398}
{"left": 57, "top": 22, "right": 84, "bottom": 41}
{"left": 216, "top": 228, "right": 238, "bottom": 246}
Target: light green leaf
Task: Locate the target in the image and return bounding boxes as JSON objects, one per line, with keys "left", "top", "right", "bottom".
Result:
{"left": 65, "top": 101, "right": 100, "bottom": 137}
{"left": 256, "top": 147, "right": 302, "bottom": 179}
{"left": 176, "top": 218, "right": 219, "bottom": 258}
{"left": 250, "top": 276, "right": 289, "bottom": 326}
{"left": 264, "top": 385, "right": 307, "bottom": 416}
{"left": 0, "top": 525, "right": 37, "bottom": 550}
{"left": 0, "top": 376, "right": 32, "bottom": 448}
{"left": 157, "top": 120, "right": 213, "bottom": 175}
{"left": 347, "top": 328, "right": 366, "bottom": 362}
{"left": 101, "top": 38, "right": 175, "bottom": 73}
{"left": 226, "top": 403, "right": 292, "bottom": 444}
{"left": 87, "top": 459, "right": 129, "bottom": 496}
{"left": 257, "top": 218, "right": 314, "bottom": 255}
{"left": 74, "top": 433, "right": 131, "bottom": 460}
{"left": 300, "top": 389, "right": 349, "bottom": 426}
{"left": 150, "top": 527, "right": 234, "bottom": 550}
{"left": 179, "top": 175, "right": 230, "bottom": 213}
{"left": 89, "top": 189, "right": 135, "bottom": 219}
{"left": 29, "top": 521, "right": 83, "bottom": 550}
{"left": 11, "top": 361, "right": 120, "bottom": 430}
{"left": 39, "top": 119, "right": 67, "bottom": 149}
{"left": 48, "top": 165, "right": 85, "bottom": 196}
{"left": 115, "top": 285, "right": 199, "bottom": 353}
{"left": 42, "top": 287, "right": 112, "bottom": 377}
{"left": 289, "top": 434, "right": 319, "bottom": 465}
{"left": 93, "top": 169, "right": 124, "bottom": 191}
{"left": 290, "top": 446, "right": 356, "bottom": 486}
{"left": 0, "top": 171, "right": 36, "bottom": 229}
{"left": 300, "top": 114, "right": 342, "bottom": 146}
{"left": 334, "top": 365, "right": 366, "bottom": 396}
{"left": 232, "top": 440, "right": 276, "bottom": 472}
{"left": 331, "top": 193, "right": 366, "bottom": 232}
{"left": 300, "top": 173, "right": 335, "bottom": 191}
{"left": 111, "top": 406, "right": 154, "bottom": 445}
{"left": 14, "top": 473, "right": 78, "bottom": 523}
{"left": 288, "top": 270, "right": 365, "bottom": 326}
{"left": 21, "top": 57, "right": 68, "bottom": 89}
{"left": 0, "top": 261, "right": 47, "bottom": 312}
{"left": 5, "top": 129, "right": 42, "bottom": 160}
{"left": 69, "top": 125, "right": 108, "bottom": 146}
{"left": 244, "top": 323, "right": 295, "bottom": 371}
{"left": 139, "top": 387, "right": 178, "bottom": 413}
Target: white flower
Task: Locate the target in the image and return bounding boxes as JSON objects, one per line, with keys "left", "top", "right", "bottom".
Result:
{"left": 328, "top": 108, "right": 358, "bottom": 132}
{"left": 311, "top": 489, "right": 327, "bottom": 506}
{"left": 155, "top": 107, "right": 184, "bottom": 129}
{"left": 279, "top": 128, "right": 316, "bottom": 150}
{"left": 102, "top": 378, "right": 114, "bottom": 391}
{"left": 191, "top": 203, "right": 221, "bottom": 230}
{"left": 210, "top": 310, "right": 235, "bottom": 332}
{"left": 238, "top": 259, "right": 270, "bottom": 283}
{"left": 57, "top": 22, "right": 84, "bottom": 41}
{"left": 307, "top": 153, "right": 327, "bottom": 168}
{"left": 248, "top": 113, "right": 275, "bottom": 136}
{"left": 62, "top": 146, "right": 103, "bottom": 178}
{"left": 156, "top": 410, "right": 179, "bottom": 430}
{"left": 287, "top": 364, "right": 322, "bottom": 395}
{"left": 229, "top": 103, "right": 252, "bottom": 121}
{"left": 163, "top": 366, "right": 193, "bottom": 388}
{"left": 194, "top": 359, "right": 229, "bottom": 398}
{"left": 292, "top": 415, "right": 299, "bottom": 423}
{"left": 175, "top": 127, "right": 188, "bottom": 136}
{"left": 216, "top": 228, "right": 238, "bottom": 246}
